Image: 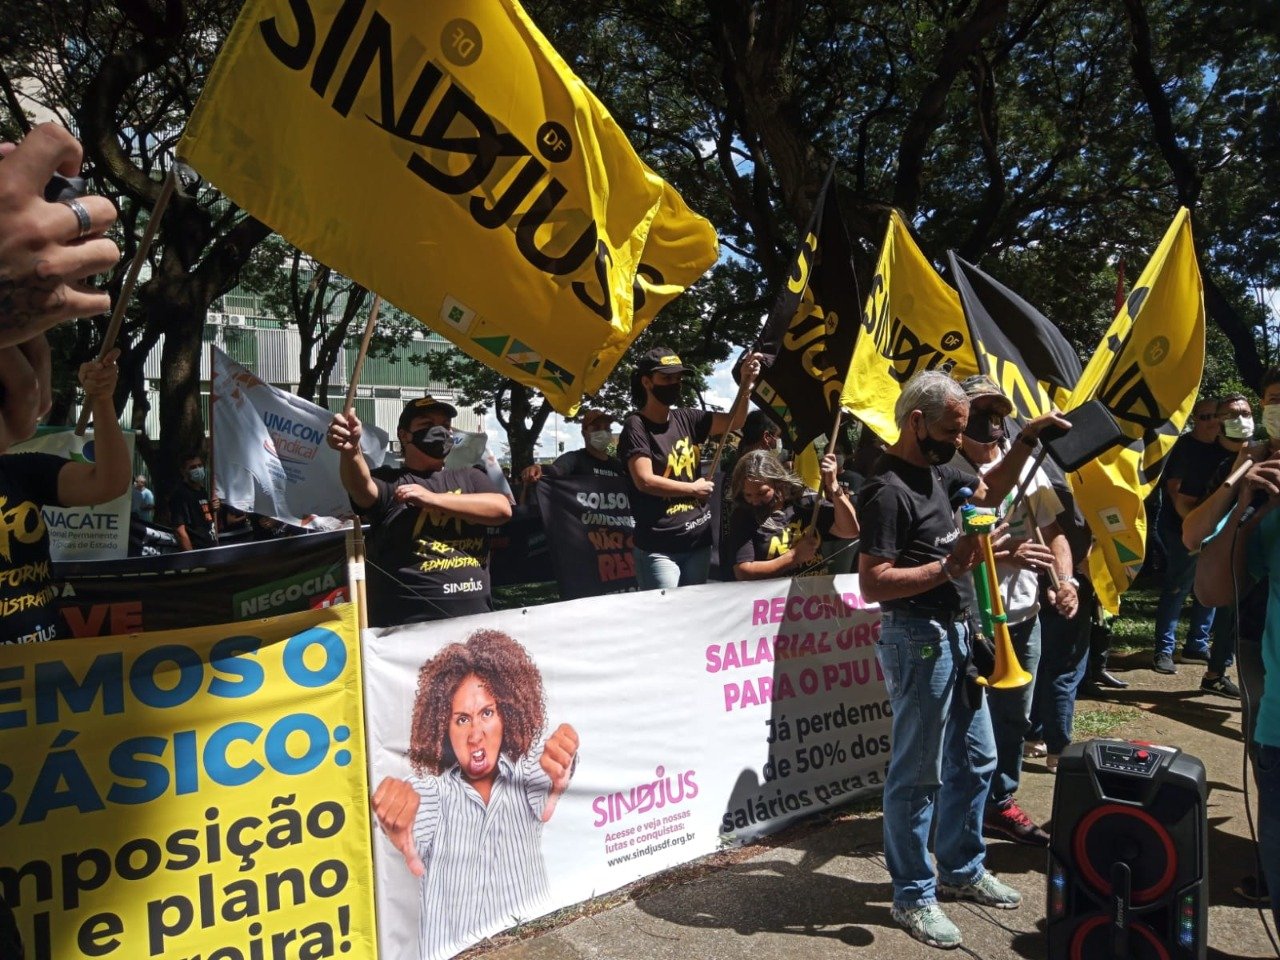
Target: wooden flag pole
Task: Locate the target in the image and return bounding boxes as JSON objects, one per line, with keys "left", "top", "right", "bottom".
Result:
{"left": 809, "top": 406, "right": 845, "bottom": 528}
{"left": 77, "top": 166, "right": 178, "bottom": 435}
{"left": 344, "top": 293, "right": 383, "bottom": 632}
{"left": 704, "top": 355, "right": 758, "bottom": 479}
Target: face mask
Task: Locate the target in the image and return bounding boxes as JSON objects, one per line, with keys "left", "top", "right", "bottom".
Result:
{"left": 410, "top": 425, "right": 455, "bottom": 460}
{"left": 1263, "top": 405, "right": 1280, "bottom": 441}
{"left": 586, "top": 429, "right": 613, "bottom": 453}
{"left": 915, "top": 425, "right": 955, "bottom": 466}
{"left": 963, "top": 413, "right": 1005, "bottom": 445}
{"left": 186, "top": 466, "right": 206, "bottom": 484}
{"left": 650, "top": 382, "right": 682, "bottom": 406}
{"left": 1222, "top": 415, "right": 1254, "bottom": 441}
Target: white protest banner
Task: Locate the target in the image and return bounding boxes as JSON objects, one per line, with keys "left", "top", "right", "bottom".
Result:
{"left": 211, "top": 347, "right": 389, "bottom": 525}
{"left": 363, "top": 574, "right": 889, "bottom": 960}
{"left": 9, "top": 428, "right": 136, "bottom": 560}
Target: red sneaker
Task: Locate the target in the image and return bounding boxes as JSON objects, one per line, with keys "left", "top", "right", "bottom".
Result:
{"left": 983, "top": 801, "right": 1049, "bottom": 847}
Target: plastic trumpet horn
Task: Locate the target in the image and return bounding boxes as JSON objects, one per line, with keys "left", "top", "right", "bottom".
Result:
{"left": 961, "top": 506, "right": 1033, "bottom": 689}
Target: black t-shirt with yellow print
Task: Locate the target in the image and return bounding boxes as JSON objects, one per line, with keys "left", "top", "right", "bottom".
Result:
{"left": 0, "top": 452, "right": 68, "bottom": 644}
{"left": 726, "top": 493, "right": 837, "bottom": 579}
{"left": 359, "top": 464, "right": 498, "bottom": 627}
{"left": 618, "top": 407, "right": 714, "bottom": 553}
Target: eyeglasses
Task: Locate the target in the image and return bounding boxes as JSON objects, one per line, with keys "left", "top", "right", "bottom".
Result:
{"left": 1195, "top": 413, "right": 1218, "bottom": 421}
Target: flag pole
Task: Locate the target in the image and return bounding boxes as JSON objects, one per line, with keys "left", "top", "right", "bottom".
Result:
{"left": 809, "top": 406, "right": 845, "bottom": 528}
{"left": 208, "top": 339, "right": 217, "bottom": 522}
{"left": 703, "top": 353, "right": 758, "bottom": 478}
{"left": 76, "top": 166, "right": 179, "bottom": 436}
{"left": 345, "top": 293, "right": 383, "bottom": 632}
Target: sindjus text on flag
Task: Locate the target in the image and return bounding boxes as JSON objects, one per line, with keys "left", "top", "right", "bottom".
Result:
{"left": 256, "top": 0, "right": 668, "bottom": 323}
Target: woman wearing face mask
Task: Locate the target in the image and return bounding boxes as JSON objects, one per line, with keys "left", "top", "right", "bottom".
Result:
{"left": 618, "top": 345, "right": 761, "bottom": 590}
{"left": 328, "top": 395, "right": 513, "bottom": 627}
{"left": 519, "top": 409, "right": 623, "bottom": 488}
{"left": 725, "top": 449, "right": 859, "bottom": 581}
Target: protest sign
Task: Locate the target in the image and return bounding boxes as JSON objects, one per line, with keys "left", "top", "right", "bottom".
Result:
{"left": 53, "top": 532, "right": 349, "bottom": 637}
{"left": 0, "top": 605, "right": 376, "bottom": 960}
{"left": 363, "top": 574, "right": 888, "bottom": 960}
{"left": 8, "top": 429, "right": 137, "bottom": 561}
{"left": 534, "top": 473, "right": 636, "bottom": 598}
{"left": 212, "top": 348, "right": 388, "bottom": 526}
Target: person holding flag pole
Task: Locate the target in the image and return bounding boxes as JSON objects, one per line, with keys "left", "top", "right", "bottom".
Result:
{"left": 618, "top": 346, "right": 761, "bottom": 590}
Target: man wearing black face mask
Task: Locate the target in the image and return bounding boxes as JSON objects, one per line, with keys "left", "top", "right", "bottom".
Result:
{"left": 953, "top": 375, "right": 1074, "bottom": 847}
{"left": 328, "top": 396, "right": 512, "bottom": 627}
{"left": 856, "top": 371, "right": 1069, "bottom": 949}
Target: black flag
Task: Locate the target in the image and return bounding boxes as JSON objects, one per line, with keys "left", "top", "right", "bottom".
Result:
{"left": 948, "top": 252, "right": 1082, "bottom": 420}
{"left": 745, "top": 163, "right": 860, "bottom": 451}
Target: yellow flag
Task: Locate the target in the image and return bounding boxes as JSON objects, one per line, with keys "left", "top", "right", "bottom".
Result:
{"left": 179, "top": 0, "right": 717, "bottom": 414}
{"left": 1068, "top": 209, "right": 1204, "bottom": 613}
{"left": 841, "top": 212, "right": 976, "bottom": 442}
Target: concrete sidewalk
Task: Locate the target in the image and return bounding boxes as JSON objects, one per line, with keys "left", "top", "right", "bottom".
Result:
{"left": 476, "top": 649, "right": 1277, "bottom": 960}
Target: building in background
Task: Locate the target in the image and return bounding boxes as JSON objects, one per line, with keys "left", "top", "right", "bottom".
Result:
{"left": 120, "top": 290, "right": 481, "bottom": 455}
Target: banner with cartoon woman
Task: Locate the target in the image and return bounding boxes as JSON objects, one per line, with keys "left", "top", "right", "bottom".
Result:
{"left": 363, "top": 573, "right": 890, "bottom": 960}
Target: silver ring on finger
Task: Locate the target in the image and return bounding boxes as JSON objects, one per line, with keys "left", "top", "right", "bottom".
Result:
{"left": 60, "top": 197, "right": 93, "bottom": 239}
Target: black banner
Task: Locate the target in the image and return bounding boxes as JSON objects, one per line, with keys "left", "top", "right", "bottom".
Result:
{"left": 746, "top": 162, "right": 861, "bottom": 450}
{"left": 53, "top": 531, "right": 349, "bottom": 637}
{"left": 535, "top": 474, "right": 637, "bottom": 599}
{"left": 487, "top": 502, "right": 553, "bottom": 587}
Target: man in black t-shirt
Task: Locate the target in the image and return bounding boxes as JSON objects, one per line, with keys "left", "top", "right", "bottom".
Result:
{"left": 1153, "top": 397, "right": 1235, "bottom": 673}
{"left": 169, "top": 453, "right": 218, "bottom": 551}
{"left": 617, "top": 345, "right": 761, "bottom": 590}
{"left": 520, "top": 408, "right": 624, "bottom": 488}
{"left": 328, "top": 395, "right": 512, "bottom": 627}
{"left": 856, "top": 370, "right": 1069, "bottom": 949}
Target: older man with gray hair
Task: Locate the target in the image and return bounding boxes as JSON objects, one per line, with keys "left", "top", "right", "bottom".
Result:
{"left": 856, "top": 369, "right": 1068, "bottom": 949}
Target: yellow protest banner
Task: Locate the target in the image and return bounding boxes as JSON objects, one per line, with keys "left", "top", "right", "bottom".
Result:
{"left": 1068, "top": 209, "right": 1204, "bottom": 613}
{"left": 841, "top": 212, "right": 976, "bottom": 443}
{"left": 179, "top": 0, "right": 716, "bottom": 415}
{"left": 0, "top": 605, "right": 376, "bottom": 960}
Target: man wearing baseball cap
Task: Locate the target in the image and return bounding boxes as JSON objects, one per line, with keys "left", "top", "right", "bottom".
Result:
{"left": 953, "top": 374, "right": 1074, "bottom": 847}
{"left": 328, "top": 395, "right": 511, "bottom": 626}
{"left": 521, "top": 407, "right": 624, "bottom": 486}
{"left": 617, "top": 345, "right": 761, "bottom": 590}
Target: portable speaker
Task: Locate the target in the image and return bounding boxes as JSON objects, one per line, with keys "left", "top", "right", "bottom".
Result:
{"left": 1046, "top": 740, "right": 1208, "bottom": 960}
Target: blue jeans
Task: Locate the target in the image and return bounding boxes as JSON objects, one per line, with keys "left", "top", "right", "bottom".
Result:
{"left": 1258, "top": 744, "right": 1280, "bottom": 931}
{"left": 875, "top": 610, "right": 997, "bottom": 908}
{"left": 987, "top": 616, "right": 1042, "bottom": 806}
{"left": 1153, "top": 532, "right": 1214, "bottom": 657}
{"left": 1033, "top": 580, "right": 1093, "bottom": 755}
{"left": 1207, "top": 601, "right": 1237, "bottom": 675}
{"left": 633, "top": 545, "right": 711, "bottom": 590}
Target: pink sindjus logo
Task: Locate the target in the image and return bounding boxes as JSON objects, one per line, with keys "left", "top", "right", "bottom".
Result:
{"left": 592, "top": 766, "right": 698, "bottom": 827}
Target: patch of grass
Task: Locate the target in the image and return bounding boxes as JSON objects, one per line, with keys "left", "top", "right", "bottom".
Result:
{"left": 493, "top": 581, "right": 560, "bottom": 610}
{"left": 1072, "top": 706, "right": 1141, "bottom": 740}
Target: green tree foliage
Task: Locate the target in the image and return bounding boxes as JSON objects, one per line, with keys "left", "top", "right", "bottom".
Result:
{"left": 3, "top": 0, "right": 1277, "bottom": 478}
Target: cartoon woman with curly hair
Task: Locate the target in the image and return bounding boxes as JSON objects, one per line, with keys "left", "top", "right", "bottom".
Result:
{"left": 372, "top": 629, "right": 579, "bottom": 959}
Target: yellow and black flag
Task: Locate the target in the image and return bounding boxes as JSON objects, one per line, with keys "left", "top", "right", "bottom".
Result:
{"left": 841, "top": 213, "right": 976, "bottom": 442}
{"left": 748, "top": 164, "right": 860, "bottom": 456}
{"left": 179, "top": 0, "right": 717, "bottom": 415}
{"left": 1068, "top": 208, "right": 1205, "bottom": 613}
{"left": 948, "top": 252, "right": 1081, "bottom": 420}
